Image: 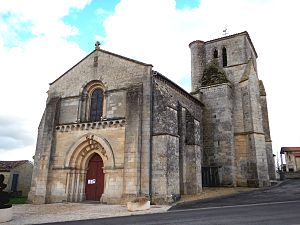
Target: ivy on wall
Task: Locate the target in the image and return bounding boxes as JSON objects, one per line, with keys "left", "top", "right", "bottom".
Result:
{"left": 201, "top": 61, "right": 229, "bottom": 86}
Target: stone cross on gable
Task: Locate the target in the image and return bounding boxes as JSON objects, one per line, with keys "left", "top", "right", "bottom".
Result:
{"left": 95, "top": 41, "right": 101, "bottom": 50}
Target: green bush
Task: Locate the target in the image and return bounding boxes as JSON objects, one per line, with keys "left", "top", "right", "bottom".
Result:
{"left": 9, "top": 196, "right": 27, "bottom": 204}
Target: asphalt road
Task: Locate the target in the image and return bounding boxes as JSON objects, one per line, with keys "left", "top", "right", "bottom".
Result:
{"left": 170, "top": 179, "right": 300, "bottom": 210}
{"left": 46, "top": 179, "right": 300, "bottom": 225}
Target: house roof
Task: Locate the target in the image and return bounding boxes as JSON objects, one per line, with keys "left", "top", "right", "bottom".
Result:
{"left": 0, "top": 160, "right": 31, "bottom": 172}
{"left": 280, "top": 147, "right": 300, "bottom": 154}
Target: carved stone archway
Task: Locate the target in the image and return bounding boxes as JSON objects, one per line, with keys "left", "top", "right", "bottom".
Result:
{"left": 64, "top": 133, "right": 115, "bottom": 202}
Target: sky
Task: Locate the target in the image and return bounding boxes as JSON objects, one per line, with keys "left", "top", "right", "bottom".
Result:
{"left": 0, "top": 0, "right": 300, "bottom": 164}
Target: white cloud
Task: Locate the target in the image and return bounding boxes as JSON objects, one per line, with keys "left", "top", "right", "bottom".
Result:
{"left": 0, "top": 0, "right": 90, "bottom": 160}
{"left": 0, "top": 0, "right": 91, "bottom": 38}
{"left": 101, "top": 0, "right": 300, "bottom": 156}
{"left": 0, "top": 146, "right": 35, "bottom": 161}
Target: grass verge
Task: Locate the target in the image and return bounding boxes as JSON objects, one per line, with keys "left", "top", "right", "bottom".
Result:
{"left": 9, "top": 196, "right": 27, "bottom": 204}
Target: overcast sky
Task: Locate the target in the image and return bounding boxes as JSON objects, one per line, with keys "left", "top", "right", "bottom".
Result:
{"left": 0, "top": 0, "right": 299, "bottom": 163}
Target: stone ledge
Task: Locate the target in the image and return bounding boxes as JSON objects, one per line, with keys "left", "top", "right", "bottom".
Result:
{"left": 56, "top": 119, "right": 126, "bottom": 132}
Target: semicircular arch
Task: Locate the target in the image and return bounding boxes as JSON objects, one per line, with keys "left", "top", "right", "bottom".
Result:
{"left": 64, "top": 133, "right": 115, "bottom": 170}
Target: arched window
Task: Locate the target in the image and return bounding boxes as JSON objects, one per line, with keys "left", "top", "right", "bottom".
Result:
{"left": 213, "top": 49, "right": 218, "bottom": 58}
{"left": 222, "top": 47, "right": 227, "bottom": 67}
{"left": 79, "top": 80, "right": 106, "bottom": 123}
{"left": 90, "top": 89, "right": 103, "bottom": 122}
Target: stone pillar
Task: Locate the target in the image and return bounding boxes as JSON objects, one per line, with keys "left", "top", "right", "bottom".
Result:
{"left": 238, "top": 77, "right": 270, "bottom": 187}
{"left": 183, "top": 111, "right": 203, "bottom": 193}
{"left": 123, "top": 85, "right": 143, "bottom": 199}
{"left": 102, "top": 168, "right": 124, "bottom": 204}
{"left": 80, "top": 92, "right": 88, "bottom": 122}
{"left": 185, "top": 145, "right": 202, "bottom": 194}
{"left": 152, "top": 135, "right": 179, "bottom": 204}
{"left": 178, "top": 106, "right": 185, "bottom": 194}
{"left": 259, "top": 81, "right": 276, "bottom": 180}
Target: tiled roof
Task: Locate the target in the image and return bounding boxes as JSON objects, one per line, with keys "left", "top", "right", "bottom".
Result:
{"left": 281, "top": 147, "right": 300, "bottom": 154}
{"left": 0, "top": 160, "right": 30, "bottom": 172}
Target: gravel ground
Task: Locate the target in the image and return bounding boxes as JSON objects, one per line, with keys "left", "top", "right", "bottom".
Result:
{"left": 6, "top": 203, "right": 170, "bottom": 225}
{"left": 4, "top": 186, "right": 256, "bottom": 225}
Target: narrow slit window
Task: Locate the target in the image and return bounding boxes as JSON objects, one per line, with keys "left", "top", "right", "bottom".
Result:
{"left": 213, "top": 49, "right": 218, "bottom": 58}
{"left": 222, "top": 47, "right": 227, "bottom": 67}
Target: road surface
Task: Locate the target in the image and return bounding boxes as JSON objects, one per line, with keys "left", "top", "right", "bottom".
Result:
{"left": 46, "top": 179, "right": 300, "bottom": 225}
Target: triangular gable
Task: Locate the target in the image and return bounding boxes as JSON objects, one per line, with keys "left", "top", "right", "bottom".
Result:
{"left": 50, "top": 48, "right": 153, "bottom": 85}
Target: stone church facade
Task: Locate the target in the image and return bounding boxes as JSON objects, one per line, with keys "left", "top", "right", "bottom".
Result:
{"left": 28, "top": 31, "right": 275, "bottom": 204}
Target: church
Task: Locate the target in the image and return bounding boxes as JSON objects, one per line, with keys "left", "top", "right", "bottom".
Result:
{"left": 28, "top": 31, "right": 275, "bottom": 204}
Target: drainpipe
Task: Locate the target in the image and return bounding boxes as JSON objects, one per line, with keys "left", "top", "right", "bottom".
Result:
{"left": 149, "top": 71, "right": 154, "bottom": 203}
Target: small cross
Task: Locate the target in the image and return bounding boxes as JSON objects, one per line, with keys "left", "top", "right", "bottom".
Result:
{"left": 223, "top": 28, "right": 228, "bottom": 36}
{"left": 95, "top": 41, "right": 101, "bottom": 50}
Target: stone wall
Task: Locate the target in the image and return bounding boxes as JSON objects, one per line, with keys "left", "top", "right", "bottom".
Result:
{"left": 152, "top": 73, "right": 203, "bottom": 202}
{"left": 200, "top": 83, "right": 236, "bottom": 186}
{"left": 46, "top": 123, "right": 126, "bottom": 203}
{"left": 8, "top": 163, "right": 33, "bottom": 196}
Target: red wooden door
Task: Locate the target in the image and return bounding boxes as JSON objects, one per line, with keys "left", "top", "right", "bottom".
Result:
{"left": 85, "top": 154, "right": 104, "bottom": 200}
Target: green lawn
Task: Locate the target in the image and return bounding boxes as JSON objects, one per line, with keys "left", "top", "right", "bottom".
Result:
{"left": 9, "top": 196, "right": 27, "bottom": 204}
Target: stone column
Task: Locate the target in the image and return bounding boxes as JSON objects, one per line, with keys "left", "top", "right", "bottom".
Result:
{"left": 123, "top": 85, "right": 143, "bottom": 199}
{"left": 259, "top": 81, "right": 276, "bottom": 180}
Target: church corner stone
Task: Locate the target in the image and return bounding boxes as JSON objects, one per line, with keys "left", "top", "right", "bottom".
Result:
{"left": 29, "top": 31, "right": 273, "bottom": 205}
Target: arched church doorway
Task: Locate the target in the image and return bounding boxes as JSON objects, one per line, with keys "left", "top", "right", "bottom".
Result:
{"left": 85, "top": 153, "right": 104, "bottom": 200}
